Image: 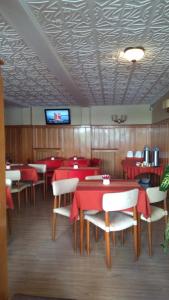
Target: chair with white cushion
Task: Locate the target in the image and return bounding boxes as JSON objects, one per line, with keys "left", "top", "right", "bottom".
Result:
{"left": 85, "top": 188, "right": 139, "bottom": 268}
{"left": 141, "top": 186, "right": 168, "bottom": 256}
{"left": 5, "top": 170, "right": 30, "bottom": 210}
{"left": 85, "top": 175, "right": 103, "bottom": 180}
{"left": 52, "top": 178, "right": 79, "bottom": 249}
{"left": 28, "top": 163, "right": 47, "bottom": 205}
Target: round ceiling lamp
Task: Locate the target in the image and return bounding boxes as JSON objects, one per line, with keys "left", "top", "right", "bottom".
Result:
{"left": 124, "top": 47, "right": 145, "bottom": 62}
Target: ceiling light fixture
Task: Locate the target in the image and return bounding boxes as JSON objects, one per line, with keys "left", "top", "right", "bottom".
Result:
{"left": 124, "top": 47, "right": 145, "bottom": 62}
{"left": 112, "top": 114, "right": 127, "bottom": 124}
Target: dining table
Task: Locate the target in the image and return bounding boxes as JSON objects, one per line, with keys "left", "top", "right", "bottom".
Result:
{"left": 70, "top": 179, "right": 151, "bottom": 254}
{"left": 52, "top": 166, "right": 101, "bottom": 181}
{"left": 9, "top": 164, "right": 39, "bottom": 182}
{"left": 122, "top": 158, "right": 164, "bottom": 182}
{"left": 62, "top": 157, "right": 90, "bottom": 167}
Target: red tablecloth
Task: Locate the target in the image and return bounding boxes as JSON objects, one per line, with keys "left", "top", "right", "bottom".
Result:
{"left": 122, "top": 159, "right": 163, "bottom": 180}
{"left": 62, "top": 158, "right": 90, "bottom": 167}
{"left": 70, "top": 180, "right": 150, "bottom": 221}
{"left": 52, "top": 167, "right": 101, "bottom": 181}
{"left": 6, "top": 186, "right": 14, "bottom": 209}
{"left": 34, "top": 158, "right": 63, "bottom": 169}
{"left": 10, "top": 165, "right": 38, "bottom": 182}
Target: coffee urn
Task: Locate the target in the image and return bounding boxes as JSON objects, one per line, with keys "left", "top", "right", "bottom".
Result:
{"left": 143, "top": 146, "right": 151, "bottom": 164}
{"left": 152, "top": 146, "right": 159, "bottom": 166}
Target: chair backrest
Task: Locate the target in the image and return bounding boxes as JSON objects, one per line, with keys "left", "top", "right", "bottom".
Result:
{"left": 85, "top": 175, "right": 103, "bottom": 180}
{"left": 6, "top": 170, "right": 21, "bottom": 181}
{"left": 6, "top": 178, "right": 12, "bottom": 187}
{"left": 102, "top": 188, "right": 139, "bottom": 212}
{"left": 52, "top": 178, "right": 79, "bottom": 196}
{"left": 127, "top": 151, "right": 134, "bottom": 158}
{"left": 28, "top": 163, "right": 46, "bottom": 173}
{"left": 146, "top": 186, "right": 167, "bottom": 204}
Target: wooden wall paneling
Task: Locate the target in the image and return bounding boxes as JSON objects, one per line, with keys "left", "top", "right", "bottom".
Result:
{"left": 91, "top": 149, "right": 117, "bottom": 177}
{"left": 20, "top": 127, "right": 33, "bottom": 163}
{"left": 33, "top": 148, "right": 61, "bottom": 161}
{"left": 5, "top": 126, "right": 22, "bottom": 162}
{"left": 0, "top": 62, "right": 8, "bottom": 300}
{"left": 151, "top": 120, "right": 169, "bottom": 167}
{"left": 60, "top": 126, "right": 91, "bottom": 158}
{"left": 32, "top": 126, "right": 60, "bottom": 149}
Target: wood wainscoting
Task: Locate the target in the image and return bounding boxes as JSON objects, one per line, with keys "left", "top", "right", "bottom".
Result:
{"left": 91, "top": 149, "right": 118, "bottom": 177}
{"left": 5, "top": 124, "right": 154, "bottom": 178}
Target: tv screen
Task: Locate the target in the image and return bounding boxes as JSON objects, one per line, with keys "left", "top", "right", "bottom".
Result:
{"left": 44, "top": 109, "right": 71, "bottom": 125}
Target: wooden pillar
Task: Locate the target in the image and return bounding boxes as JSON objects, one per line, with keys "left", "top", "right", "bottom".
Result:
{"left": 0, "top": 59, "right": 8, "bottom": 300}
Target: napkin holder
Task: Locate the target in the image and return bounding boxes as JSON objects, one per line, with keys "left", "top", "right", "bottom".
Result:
{"left": 73, "top": 164, "right": 79, "bottom": 169}
{"left": 51, "top": 157, "right": 55, "bottom": 160}
{"left": 102, "top": 175, "right": 110, "bottom": 185}
{"left": 73, "top": 156, "right": 77, "bottom": 160}
{"left": 6, "top": 164, "right": 11, "bottom": 170}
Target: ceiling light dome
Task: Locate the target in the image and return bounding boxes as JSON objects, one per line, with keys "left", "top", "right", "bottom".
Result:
{"left": 124, "top": 47, "right": 145, "bottom": 62}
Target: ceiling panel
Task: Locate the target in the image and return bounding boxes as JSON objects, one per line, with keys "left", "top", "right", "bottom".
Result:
{"left": 0, "top": 0, "right": 169, "bottom": 107}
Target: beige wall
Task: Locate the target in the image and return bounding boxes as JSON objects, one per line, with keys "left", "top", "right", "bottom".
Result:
{"left": 152, "top": 96, "right": 169, "bottom": 123}
{"left": 5, "top": 104, "right": 152, "bottom": 125}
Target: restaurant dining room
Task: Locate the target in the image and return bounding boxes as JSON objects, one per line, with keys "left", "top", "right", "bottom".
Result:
{"left": 1, "top": 1, "right": 169, "bottom": 300}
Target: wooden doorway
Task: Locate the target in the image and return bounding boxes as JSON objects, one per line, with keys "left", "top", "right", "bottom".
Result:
{"left": 0, "top": 60, "right": 8, "bottom": 299}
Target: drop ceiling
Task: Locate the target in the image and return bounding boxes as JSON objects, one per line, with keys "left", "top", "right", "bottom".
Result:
{"left": 1, "top": 0, "right": 169, "bottom": 107}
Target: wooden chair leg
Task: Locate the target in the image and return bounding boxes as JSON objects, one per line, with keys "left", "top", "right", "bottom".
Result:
{"left": 43, "top": 182, "right": 46, "bottom": 201}
{"left": 121, "top": 230, "right": 124, "bottom": 246}
{"left": 80, "top": 210, "right": 84, "bottom": 255}
{"left": 133, "top": 225, "right": 138, "bottom": 260}
{"left": 25, "top": 188, "right": 28, "bottom": 207}
{"left": 86, "top": 220, "right": 90, "bottom": 255}
{"left": 31, "top": 185, "right": 36, "bottom": 207}
{"left": 136, "top": 215, "right": 141, "bottom": 257}
{"left": 52, "top": 213, "right": 57, "bottom": 240}
{"left": 95, "top": 226, "right": 99, "bottom": 241}
{"left": 18, "top": 192, "right": 21, "bottom": 210}
{"left": 73, "top": 221, "right": 77, "bottom": 251}
{"left": 105, "top": 231, "right": 111, "bottom": 268}
{"left": 165, "top": 215, "right": 168, "bottom": 225}
{"left": 147, "top": 222, "right": 152, "bottom": 256}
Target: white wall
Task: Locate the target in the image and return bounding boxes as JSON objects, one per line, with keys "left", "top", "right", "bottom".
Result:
{"left": 5, "top": 104, "right": 152, "bottom": 125}
{"left": 4, "top": 107, "right": 31, "bottom": 125}
{"left": 152, "top": 97, "right": 169, "bottom": 123}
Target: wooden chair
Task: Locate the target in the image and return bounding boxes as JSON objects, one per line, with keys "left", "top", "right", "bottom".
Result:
{"left": 5, "top": 170, "right": 30, "bottom": 210}
{"left": 84, "top": 188, "right": 139, "bottom": 268}
{"left": 51, "top": 178, "right": 79, "bottom": 250}
{"left": 141, "top": 186, "right": 168, "bottom": 256}
{"left": 28, "top": 163, "right": 47, "bottom": 206}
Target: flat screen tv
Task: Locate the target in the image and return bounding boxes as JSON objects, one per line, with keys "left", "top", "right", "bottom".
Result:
{"left": 44, "top": 109, "right": 71, "bottom": 125}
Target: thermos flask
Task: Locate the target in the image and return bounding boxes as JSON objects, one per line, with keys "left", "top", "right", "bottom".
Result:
{"left": 152, "top": 146, "right": 159, "bottom": 166}
{"left": 143, "top": 146, "right": 151, "bottom": 164}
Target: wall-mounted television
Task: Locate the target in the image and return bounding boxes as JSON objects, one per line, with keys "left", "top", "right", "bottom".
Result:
{"left": 44, "top": 109, "right": 71, "bottom": 125}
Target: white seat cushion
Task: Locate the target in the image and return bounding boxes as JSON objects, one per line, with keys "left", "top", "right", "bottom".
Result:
{"left": 141, "top": 206, "right": 167, "bottom": 222}
{"left": 84, "top": 210, "right": 99, "bottom": 215}
{"left": 85, "top": 211, "right": 135, "bottom": 231}
{"left": 53, "top": 205, "right": 71, "bottom": 217}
